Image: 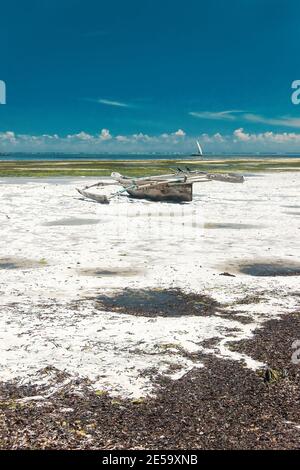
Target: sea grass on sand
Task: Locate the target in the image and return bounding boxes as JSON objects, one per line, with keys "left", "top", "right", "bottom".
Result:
{"left": 0, "top": 157, "right": 300, "bottom": 177}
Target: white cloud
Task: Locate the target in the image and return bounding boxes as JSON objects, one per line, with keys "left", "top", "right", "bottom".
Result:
{"left": 243, "top": 113, "right": 300, "bottom": 129}
{"left": 41, "top": 134, "right": 59, "bottom": 140}
{"left": 99, "top": 128, "right": 112, "bottom": 140}
{"left": 2, "top": 127, "right": 300, "bottom": 153}
{"left": 233, "top": 128, "right": 251, "bottom": 142}
{"left": 0, "top": 131, "right": 16, "bottom": 142}
{"left": 189, "top": 110, "right": 243, "bottom": 121}
{"left": 173, "top": 128, "right": 186, "bottom": 136}
{"left": 213, "top": 132, "right": 225, "bottom": 143}
{"left": 116, "top": 135, "right": 129, "bottom": 142}
{"left": 98, "top": 98, "right": 130, "bottom": 108}
{"left": 233, "top": 128, "right": 300, "bottom": 144}
{"left": 190, "top": 109, "right": 300, "bottom": 130}
{"left": 67, "top": 131, "right": 92, "bottom": 141}
{"left": 132, "top": 133, "right": 151, "bottom": 142}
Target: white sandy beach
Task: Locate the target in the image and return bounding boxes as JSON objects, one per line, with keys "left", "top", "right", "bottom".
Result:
{"left": 0, "top": 172, "right": 299, "bottom": 398}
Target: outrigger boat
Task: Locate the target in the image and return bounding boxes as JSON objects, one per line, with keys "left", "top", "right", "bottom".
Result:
{"left": 76, "top": 168, "right": 244, "bottom": 204}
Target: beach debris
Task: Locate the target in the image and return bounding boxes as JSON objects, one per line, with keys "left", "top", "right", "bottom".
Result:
{"left": 263, "top": 367, "right": 281, "bottom": 384}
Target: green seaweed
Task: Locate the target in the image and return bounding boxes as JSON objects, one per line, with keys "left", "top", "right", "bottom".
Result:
{"left": 0, "top": 157, "right": 300, "bottom": 177}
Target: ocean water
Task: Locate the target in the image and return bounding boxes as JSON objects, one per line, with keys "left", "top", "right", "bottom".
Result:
{"left": 0, "top": 153, "right": 186, "bottom": 161}
{"left": 0, "top": 153, "right": 299, "bottom": 161}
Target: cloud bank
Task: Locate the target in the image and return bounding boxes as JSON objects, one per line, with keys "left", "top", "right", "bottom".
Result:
{"left": 1, "top": 128, "right": 300, "bottom": 153}
{"left": 190, "top": 110, "right": 300, "bottom": 129}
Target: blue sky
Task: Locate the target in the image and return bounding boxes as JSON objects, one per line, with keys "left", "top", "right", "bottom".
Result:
{"left": 1, "top": 0, "right": 300, "bottom": 153}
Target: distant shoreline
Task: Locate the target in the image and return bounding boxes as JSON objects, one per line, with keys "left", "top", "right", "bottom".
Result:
{"left": 2, "top": 153, "right": 300, "bottom": 162}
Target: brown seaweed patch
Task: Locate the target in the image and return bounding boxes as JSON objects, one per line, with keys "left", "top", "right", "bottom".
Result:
{"left": 93, "top": 288, "right": 223, "bottom": 317}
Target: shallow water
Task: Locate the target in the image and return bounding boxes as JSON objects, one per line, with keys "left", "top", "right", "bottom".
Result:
{"left": 80, "top": 267, "right": 142, "bottom": 277}
{"left": 204, "top": 222, "right": 263, "bottom": 230}
{"left": 283, "top": 211, "right": 300, "bottom": 216}
{"left": 0, "top": 262, "right": 17, "bottom": 270}
{"left": 239, "top": 262, "right": 300, "bottom": 277}
{"left": 0, "top": 257, "right": 42, "bottom": 270}
{"left": 43, "top": 217, "right": 100, "bottom": 226}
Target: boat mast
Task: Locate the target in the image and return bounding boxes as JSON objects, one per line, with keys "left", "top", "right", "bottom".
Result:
{"left": 196, "top": 140, "right": 203, "bottom": 156}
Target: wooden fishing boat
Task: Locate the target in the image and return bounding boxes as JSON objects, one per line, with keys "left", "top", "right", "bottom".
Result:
{"left": 76, "top": 168, "right": 244, "bottom": 204}
{"left": 114, "top": 175, "right": 193, "bottom": 202}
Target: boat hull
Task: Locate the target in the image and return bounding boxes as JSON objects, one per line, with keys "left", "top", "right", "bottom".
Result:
{"left": 126, "top": 182, "right": 193, "bottom": 202}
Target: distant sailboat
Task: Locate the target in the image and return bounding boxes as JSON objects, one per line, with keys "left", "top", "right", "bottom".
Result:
{"left": 191, "top": 140, "right": 203, "bottom": 157}
{"left": 196, "top": 140, "right": 203, "bottom": 155}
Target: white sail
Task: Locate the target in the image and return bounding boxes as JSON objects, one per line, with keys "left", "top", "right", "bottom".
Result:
{"left": 196, "top": 140, "right": 203, "bottom": 156}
